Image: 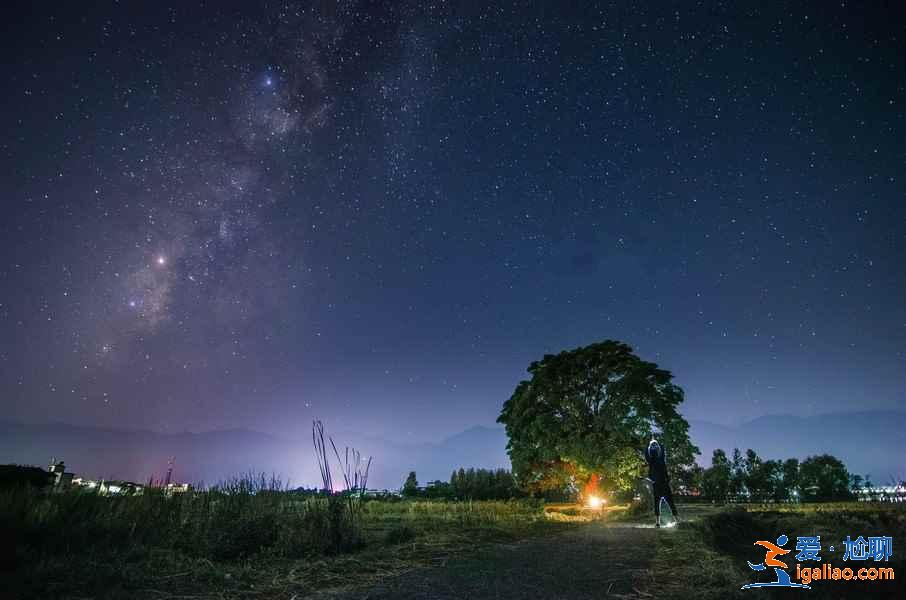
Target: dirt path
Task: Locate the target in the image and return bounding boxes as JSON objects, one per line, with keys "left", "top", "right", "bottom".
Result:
{"left": 317, "top": 521, "right": 664, "bottom": 600}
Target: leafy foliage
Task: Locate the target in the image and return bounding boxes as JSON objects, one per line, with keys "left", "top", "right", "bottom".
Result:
{"left": 402, "top": 471, "right": 419, "bottom": 497}
{"left": 402, "top": 468, "right": 523, "bottom": 500}
{"left": 497, "top": 340, "right": 698, "bottom": 494}
{"left": 799, "top": 454, "right": 851, "bottom": 502}
{"left": 450, "top": 468, "right": 521, "bottom": 500}
{"left": 781, "top": 458, "right": 800, "bottom": 501}
{"left": 699, "top": 448, "right": 855, "bottom": 503}
{"left": 700, "top": 449, "right": 731, "bottom": 501}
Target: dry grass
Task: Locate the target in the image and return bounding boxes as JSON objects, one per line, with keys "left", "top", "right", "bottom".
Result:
{"left": 4, "top": 484, "right": 574, "bottom": 599}
{"left": 646, "top": 502, "right": 906, "bottom": 600}
{"left": 18, "top": 484, "right": 900, "bottom": 600}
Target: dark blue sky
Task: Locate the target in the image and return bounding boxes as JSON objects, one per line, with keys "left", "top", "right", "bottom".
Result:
{"left": 1, "top": 1, "right": 904, "bottom": 443}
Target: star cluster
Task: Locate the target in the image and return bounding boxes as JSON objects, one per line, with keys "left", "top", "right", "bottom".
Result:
{"left": 1, "top": 1, "right": 904, "bottom": 438}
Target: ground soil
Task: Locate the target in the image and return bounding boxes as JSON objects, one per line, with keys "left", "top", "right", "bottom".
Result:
{"left": 316, "top": 520, "right": 665, "bottom": 600}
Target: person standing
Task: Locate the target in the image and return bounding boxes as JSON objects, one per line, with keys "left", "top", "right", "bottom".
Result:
{"left": 645, "top": 438, "right": 679, "bottom": 527}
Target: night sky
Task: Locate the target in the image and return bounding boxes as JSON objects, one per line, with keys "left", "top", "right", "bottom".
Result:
{"left": 2, "top": 1, "right": 904, "bottom": 445}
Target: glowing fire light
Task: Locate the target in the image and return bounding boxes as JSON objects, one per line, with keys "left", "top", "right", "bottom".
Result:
{"left": 586, "top": 495, "right": 604, "bottom": 509}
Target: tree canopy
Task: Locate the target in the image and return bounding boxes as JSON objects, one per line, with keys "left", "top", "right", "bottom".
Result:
{"left": 401, "top": 471, "right": 419, "bottom": 497}
{"left": 700, "top": 449, "right": 731, "bottom": 501}
{"left": 497, "top": 340, "right": 698, "bottom": 495}
{"left": 799, "top": 454, "right": 851, "bottom": 501}
{"left": 696, "top": 448, "right": 858, "bottom": 503}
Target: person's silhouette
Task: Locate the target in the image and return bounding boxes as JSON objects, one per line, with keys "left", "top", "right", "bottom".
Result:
{"left": 644, "top": 439, "right": 678, "bottom": 527}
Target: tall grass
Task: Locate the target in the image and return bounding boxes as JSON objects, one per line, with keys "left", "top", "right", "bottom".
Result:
{"left": 3, "top": 475, "right": 362, "bottom": 569}
{"left": 3, "top": 474, "right": 565, "bottom": 598}
{"left": 4, "top": 482, "right": 548, "bottom": 567}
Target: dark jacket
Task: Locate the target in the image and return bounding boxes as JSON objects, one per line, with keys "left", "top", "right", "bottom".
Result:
{"left": 645, "top": 442, "right": 669, "bottom": 485}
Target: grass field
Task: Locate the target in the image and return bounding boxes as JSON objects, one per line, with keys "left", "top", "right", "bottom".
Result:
{"left": 3, "top": 483, "right": 581, "bottom": 599}
{"left": 315, "top": 502, "right": 906, "bottom": 599}
{"left": 5, "top": 484, "right": 905, "bottom": 599}
{"left": 649, "top": 502, "right": 906, "bottom": 599}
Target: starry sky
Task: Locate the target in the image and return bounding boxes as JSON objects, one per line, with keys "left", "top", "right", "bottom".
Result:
{"left": 2, "top": 1, "right": 904, "bottom": 444}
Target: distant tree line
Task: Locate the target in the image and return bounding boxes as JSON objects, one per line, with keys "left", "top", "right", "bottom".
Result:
{"left": 694, "top": 448, "right": 868, "bottom": 503}
{"left": 0, "top": 465, "right": 52, "bottom": 489}
{"left": 401, "top": 468, "right": 524, "bottom": 500}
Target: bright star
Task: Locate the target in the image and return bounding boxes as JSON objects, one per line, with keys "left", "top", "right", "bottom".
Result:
{"left": 156, "top": 256, "right": 166, "bottom": 266}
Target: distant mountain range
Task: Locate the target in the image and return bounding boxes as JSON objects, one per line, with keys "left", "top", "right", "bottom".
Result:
{"left": 2, "top": 410, "right": 903, "bottom": 489}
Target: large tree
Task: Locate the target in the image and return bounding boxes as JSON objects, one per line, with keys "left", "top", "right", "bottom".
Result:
{"left": 497, "top": 340, "right": 698, "bottom": 495}
{"left": 701, "top": 449, "right": 732, "bottom": 502}
{"left": 401, "top": 471, "right": 419, "bottom": 497}
{"left": 781, "top": 458, "right": 800, "bottom": 501}
{"left": 799, "top": 454, "right": 851, "bottom": 501}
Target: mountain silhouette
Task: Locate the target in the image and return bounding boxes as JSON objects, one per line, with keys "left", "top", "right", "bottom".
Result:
{"left": 3, "top": 410, "right": 901, "bottom": 489}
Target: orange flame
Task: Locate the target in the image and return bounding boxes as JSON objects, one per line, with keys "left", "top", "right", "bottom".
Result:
{"left": 583, "top": 473, "right": 600, "bottom": 503}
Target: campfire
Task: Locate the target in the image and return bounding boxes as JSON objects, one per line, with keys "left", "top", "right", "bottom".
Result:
{"left": 585, "top": 494, "right": 605, "bottom": 509}
{"left": 583, "top": 474, "right": 605, "bottom": 509}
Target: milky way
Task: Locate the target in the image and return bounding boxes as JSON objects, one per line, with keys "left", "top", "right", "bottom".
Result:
{"left": 1, "top": 2, "right": 905, "bottom": 440}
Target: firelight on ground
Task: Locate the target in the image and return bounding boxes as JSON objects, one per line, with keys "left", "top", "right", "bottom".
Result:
{"left": 586, "top": 495, "right": 604, "bottom": 509}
